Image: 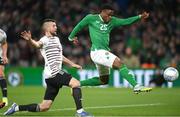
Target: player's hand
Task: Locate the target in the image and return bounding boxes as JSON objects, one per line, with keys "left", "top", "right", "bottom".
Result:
{"left": 2, "top": 56, "right": 8, "bottom": 64}
{"left": 72, "top": 63, "right": 82, "bottom": 69}
{"left": 20, "top": 30, "right": 32, "bottom": 41}
{"left": 140, "top": 12, "right": 149, "bottom": 20}
{"left": 72, "top": 37, "right": 79, "bottom": 46}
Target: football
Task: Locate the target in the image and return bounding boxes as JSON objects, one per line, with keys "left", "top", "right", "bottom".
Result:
{"left": 163, "top": 67, "right": 179, "bottom": 82}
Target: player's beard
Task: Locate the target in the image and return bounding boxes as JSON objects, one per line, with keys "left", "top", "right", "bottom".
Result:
{"left": 51, "top": 31, "right": 57, "bottom": 36}
{"left": 105, "top": 17, "right": 112, "bottom": 23}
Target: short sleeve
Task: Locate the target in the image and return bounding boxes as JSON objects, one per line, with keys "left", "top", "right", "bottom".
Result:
{"left": 39, "top": 36, "right": 48, "bottom": 48}
{"left": 0, "top": 29, "right": 7, "bottom": 43}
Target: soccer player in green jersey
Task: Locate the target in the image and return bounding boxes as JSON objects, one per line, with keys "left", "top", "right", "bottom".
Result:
{"left": 69, "top": 4, "right": 152, "bottom": 93}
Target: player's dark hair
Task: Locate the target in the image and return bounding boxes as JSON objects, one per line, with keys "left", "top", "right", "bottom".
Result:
{"left": 43, "top": 19, "right": 56, "bottom": 23}
{"left": 101, "top": 4, "right": 114, "bottom": 11}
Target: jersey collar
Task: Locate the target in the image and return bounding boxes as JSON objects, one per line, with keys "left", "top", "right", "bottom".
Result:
{"left": 98, "top": 14, "right": 104, "bottom": 22}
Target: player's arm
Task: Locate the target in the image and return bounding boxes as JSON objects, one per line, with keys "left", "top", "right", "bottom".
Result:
{"left": 20, "top": 30, "right": 43, "bottom": 49}
{"left": 1, "top": 40, "right": 8, "bottom": 64}
{"left": 63, "top": 56, "right": 82, "bottom": 69}
{"left": 113, "top": 12, "right": 149, "bottom": 26}
{"left": 68, "top": 14, "right": 91, "bottom": 41}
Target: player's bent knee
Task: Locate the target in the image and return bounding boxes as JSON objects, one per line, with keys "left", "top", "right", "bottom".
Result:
{"left": 40, "top": 104, "right": 51, "bottom": 111}
{"left": 113, "top": 57, "right": 122, "bottom": 69}
{"left": 39, "top": 101, "right": 52, "bottom": 112}
{"left": 41, "top": 107, "right": 50, "bottom": 111}
{"left": 69, "top": 78, "right": 80, "bottom": 88}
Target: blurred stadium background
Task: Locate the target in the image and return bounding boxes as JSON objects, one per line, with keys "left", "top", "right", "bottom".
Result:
{"left": 0, "top": 0, "right": 180, "bottom": 116}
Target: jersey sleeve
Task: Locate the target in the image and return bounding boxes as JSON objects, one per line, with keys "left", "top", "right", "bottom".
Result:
{"left": 39, "top": 37, "right": 47, "bottom": 48}
{"left": 112, "top": 15, "right": 141, "bottom": 27}
{"left": 68, "top": 14, "right": 91, "bottom": 41}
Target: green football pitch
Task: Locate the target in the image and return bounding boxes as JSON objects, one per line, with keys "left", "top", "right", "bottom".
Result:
{"left": 0, "top": 86, "right": 180, "bottom": 116}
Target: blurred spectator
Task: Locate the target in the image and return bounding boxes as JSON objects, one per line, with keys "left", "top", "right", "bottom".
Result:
{"left": 8, "top": 43, "right": 20, "bottom": 66}
{"left": 122, "top": 47, "right": 140, "bottom": 68}
{"left": 125, "top": 27, "right": 142, "bottom": 55}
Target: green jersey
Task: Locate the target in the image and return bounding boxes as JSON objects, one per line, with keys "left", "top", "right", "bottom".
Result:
{"left": 69, "top": 14, "right": 140, "bottom": 51}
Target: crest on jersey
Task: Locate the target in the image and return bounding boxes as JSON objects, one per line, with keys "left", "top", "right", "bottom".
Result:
{"left": 96, "top": 21, "right": 100, "bottom": 24}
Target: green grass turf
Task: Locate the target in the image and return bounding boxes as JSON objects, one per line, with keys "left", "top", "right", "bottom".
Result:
{"left": 0, "top": 86, "right": 180, "bottom": 116}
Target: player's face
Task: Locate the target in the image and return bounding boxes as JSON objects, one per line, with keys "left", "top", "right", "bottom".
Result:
{"left": 49, "top": 22, "right": 57, "bottom": 35}
{"left": 102, "top": 9, "right": 114, "bottom": 23}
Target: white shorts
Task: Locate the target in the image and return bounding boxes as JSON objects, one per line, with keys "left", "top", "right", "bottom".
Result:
{"left": 90, "top": 50, "right": 117, "bottom": 76}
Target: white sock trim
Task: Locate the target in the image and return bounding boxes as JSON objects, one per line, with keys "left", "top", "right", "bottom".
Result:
{"left": 77, "top": 108, "right": 84, "bottom": 113}
{"left": 15, "top": 106, "right": 19, "bottom": 112}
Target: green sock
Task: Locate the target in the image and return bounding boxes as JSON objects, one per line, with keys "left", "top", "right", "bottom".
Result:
{"left": 80, "top": 77, "right": 102, "bottom": 86}
{"left": 119, "top": 64, "right": 137, "bottom": 87}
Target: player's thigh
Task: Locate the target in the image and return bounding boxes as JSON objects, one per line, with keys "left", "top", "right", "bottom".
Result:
{"left": 44, "top": 79, "right": 60, "bottom": 101}
{"left": 90, "top": 50, "right": 117, "bottom": 68}
{"left": 0, "top": 65, "right": 4, "bottom": 77}
{"left": 95, "top": 63, "right": 110, "bottom": 84}
{"left": 96, "top": 64, "right": 110, "bottom": 77}
{"left": 44, "top": 72, "right": 72, "bottom": 101}
{"left": 112, "top": 57, "right": 122, "bottom": 69}
{"left": 57, "top": 71, "right": 72, "bottom": 86}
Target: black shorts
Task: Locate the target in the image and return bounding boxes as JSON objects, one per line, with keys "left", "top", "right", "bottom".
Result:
{"left": 44, "top": 71, "right": 72, "bottom": 101}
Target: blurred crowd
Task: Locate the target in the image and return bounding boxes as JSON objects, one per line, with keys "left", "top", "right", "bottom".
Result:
{"left": 0, "top": 0, "right": 179, "bottom": 69}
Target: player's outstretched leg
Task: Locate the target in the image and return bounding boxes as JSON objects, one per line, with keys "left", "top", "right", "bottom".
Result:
{"left": 119, "top": 64, "right": 152, "bottom": 93}
{"left": 113, "top": 57, "right": 152, "bottom": 94}
{"left": 80, "top": 77, "right": 102, "bottom": 86}
{"left": 4, "top": 103, "right": 17, "bottom": 115}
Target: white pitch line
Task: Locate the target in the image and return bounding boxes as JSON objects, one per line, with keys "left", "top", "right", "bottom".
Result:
{"left": 49, "top": 103, "right": 163, "bottom": 112}
{"left": 0, "top": 103, "right": 163, "bottom": 116}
